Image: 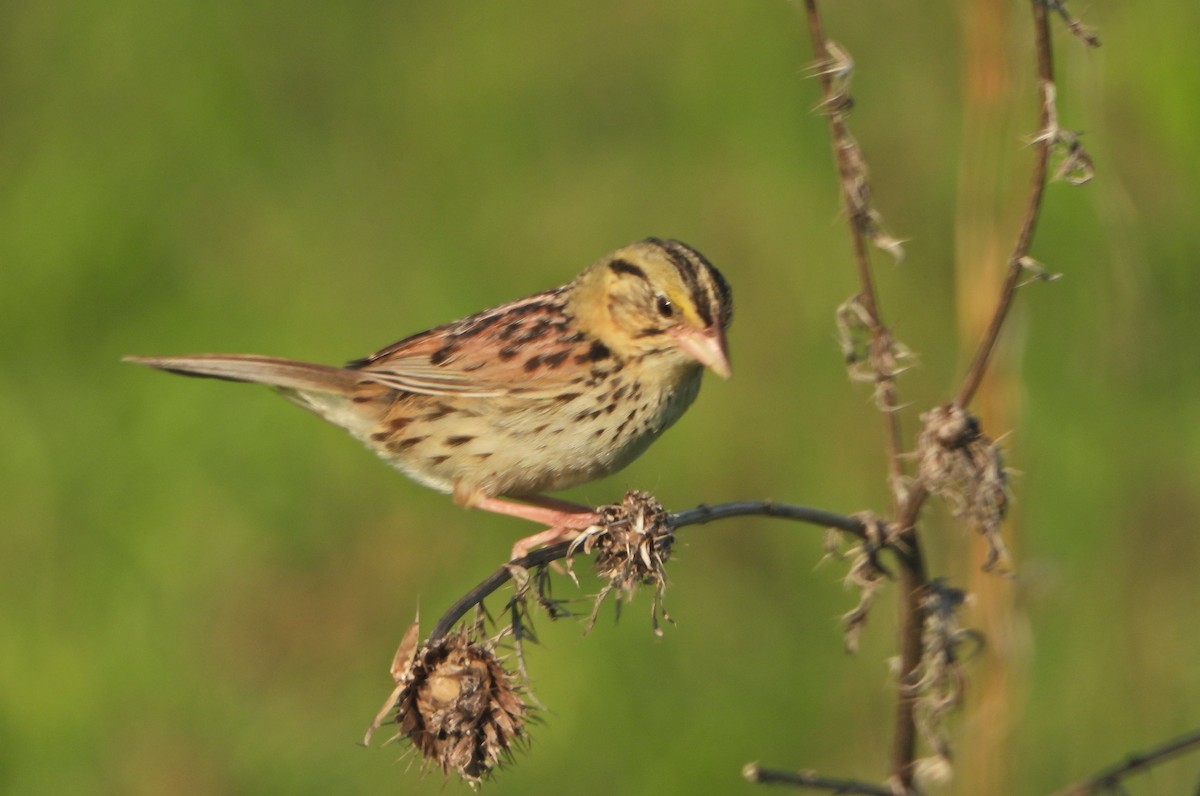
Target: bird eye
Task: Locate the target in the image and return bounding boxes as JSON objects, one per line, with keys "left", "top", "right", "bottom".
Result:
{"left": 655, "top": 295, "right": 675, "bottom": 318}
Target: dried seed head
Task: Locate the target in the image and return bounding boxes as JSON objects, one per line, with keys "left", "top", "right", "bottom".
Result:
{"left": 1051, "top": 129, "right": 1095, "bottom": 185}
{"left": 568, "top": 490, "right": 673, "bottom": 635}
{"left": 867, "top": 219, "right": 907, "bottom": 263}
{"left": 367, "top": 627, "right": 527, "bottom": 785}
{"left": 835, "top": 296, "right": 917, "bottom": 388}
{"left": 806, "top": 39, "right": 854, "bottom": 89}
{"left": 917, "top": 404, "right": 1011, "bottom": 572}
{"left": 908, "top": 579, "right": 983, "bottom": 786}
{"left": 839, "top": 134, "right": 872, "bottom": 218}
{"left": 1017, "top": 256, "right": 1062, "bottom": 287}
{"left": 835, "top": 295, "right": 874, "bottom": 370}
{"left": 808, "top": 40, "right": 855, "bottom": 117}
{"left": 838, "top": 513, "right": 892, "bottom": 654}
{"left": 914, "top": 753, "right": 955, "bottom": 788}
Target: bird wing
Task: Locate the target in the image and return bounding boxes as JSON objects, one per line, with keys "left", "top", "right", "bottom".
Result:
{"left": 348, "top": 289, "right": 611, "bottom": 399}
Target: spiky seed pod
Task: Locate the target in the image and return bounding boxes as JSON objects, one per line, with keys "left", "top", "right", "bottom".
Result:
{"left": 917, "top": 403, "right": 1010, "bottom": 572}
{"left": 370, "top": 628, "right": 527, "bottom": 785}
{"left": 568, "top": 490, "right": 674, "bottom": 634}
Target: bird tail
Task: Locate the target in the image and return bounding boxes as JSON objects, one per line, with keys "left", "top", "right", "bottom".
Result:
{"left": 123, "top": 353, "right": 376, "bottom": 433}
{"left": 123, "top": 354, "right": 360, "bottom": 394}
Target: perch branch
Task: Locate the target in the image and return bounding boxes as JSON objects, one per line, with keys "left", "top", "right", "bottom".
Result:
{"left": 956, "top": 0, "right": 1056, "bottom": 408}
{"left": 429, "top": 500, "right": 868, "bottom": 641}
{"left": 671, "top": 501, "right": 868, "bottom": 540}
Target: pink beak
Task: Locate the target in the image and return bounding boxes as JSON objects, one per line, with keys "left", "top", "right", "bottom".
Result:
{"left": 671, "top": 326, "right": 732, "bottom": 379}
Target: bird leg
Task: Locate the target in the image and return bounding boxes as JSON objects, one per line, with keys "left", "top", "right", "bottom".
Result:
{"left": 467, "top": 494, "right": 601, "bottom": 560}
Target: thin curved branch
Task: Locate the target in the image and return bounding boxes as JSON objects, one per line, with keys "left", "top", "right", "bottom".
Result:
{"left": 956, "top": 0, "right": 1056, "bottom": 408}
{"left": 886, "top": 0, "right": 1057, "bottom": 778}
{"left": 430, "top": 541, "right": 570, "bottom": 641}
{"left": 743, "top": 762, "right": 896, "bottom": 795}
{"left": 1053, "top": 728, "right": 1200, "bottom": 796}
{"left": 671, "top": 501, "right": 867, "bottom": 540}
{"left": 429, "top": 500, "right": 869, "bottom": 641}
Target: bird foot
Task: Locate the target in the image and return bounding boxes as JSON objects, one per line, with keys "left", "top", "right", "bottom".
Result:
{"left": 466, "top": 494, "right": 601, "bottom": 560}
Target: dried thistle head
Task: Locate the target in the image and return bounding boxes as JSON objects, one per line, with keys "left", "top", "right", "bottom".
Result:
{"left": 836, "top": 296, "right": 916, "bottom": 395}
{"left": 866, "top": 212, "right": 907, "bottom": 263}
{"left": 825, "top": 513, "right": 893, "bottom": 654}
{"left": 807, "top": 39, "right": 854, "bottom": 94}
{"left": 568, "top": 490, "right": 674, "bottom": 635}
{"left": 835, "top": 295, "right": 874, "bottom": 371}
{"left": 1016, "top": 256, "right": 1062, "bottom": 287}
{"left": 917, "top": 404, "right": 1011, "bottom": 572}
{"left": 808, "top": 39, "right": 855, "bottom": 118}
{"left": 1051, "top": 129, "right": 1095, "bottom": 185}
{"left": 907, "top": 579, "right": 983, "bottom": 787}
{"left": 366, "top": 621, "right": 527, "bottom": 785}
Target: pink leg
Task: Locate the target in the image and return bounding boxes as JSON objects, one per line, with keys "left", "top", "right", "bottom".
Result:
{"left": 470, "top": 494, "right": 597, "bottom": 528}
{"left": 520, "top": 494, "right": 595, "bottom": 514}
{"left": 469, "top": 495, "right": 601, "bottom": 560}
{"left": 508, "top": 526, "right": 583, "bottom": 560}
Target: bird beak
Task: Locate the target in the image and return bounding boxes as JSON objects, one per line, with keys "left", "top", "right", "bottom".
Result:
{"left": 671, "top": 326, "right": 732, "bottom": 379}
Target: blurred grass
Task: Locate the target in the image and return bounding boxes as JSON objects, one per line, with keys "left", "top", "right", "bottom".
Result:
{"left": 2, "top": 1, "right": 1198, "bottom": 793}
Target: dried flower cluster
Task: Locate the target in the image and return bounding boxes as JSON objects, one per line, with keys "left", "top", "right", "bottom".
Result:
{"left": 836, "top": 296, "right": 916, "bottom": 395}
{"left": 917, "top": 403, "right": 1011, "bottom": 571}
{"left": 1050, "top": 129, "right": 1095, "bottom": 186}
{"left": 824, "top": 514, "right": 892, "bottom": 654}
{"left": 365, "top": 621, "right": 527, "bottom": 786}
{"left": 1033, "top": 86, "right": 1096, "bottom": 188}
{"left": 907, "top": 580, "right": 983, "bottom": 787}
{"left": 568, "top": 490, "right": 674, "bottom": 635}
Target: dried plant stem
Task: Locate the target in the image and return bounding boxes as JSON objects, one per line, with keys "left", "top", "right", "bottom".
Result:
{"left": 743, "top": 762, "right": 894, "bottom": 795}
{"left": 800, "top": 0, "right": 905, "bottom": 495}
{"left": 957, "top": 0, "right": 1055, "bottom": 408}
{"left": 800, "top": 0, "right": 929, "bottom": 785}
{"left": 429, "top": 500, "right": 866, "bottom": 641}
{"left": 888, "top": 539, "right": 927, "bottom": 789}
{"left": 1053, "top": 727, "right": 1200, "bottom": 796}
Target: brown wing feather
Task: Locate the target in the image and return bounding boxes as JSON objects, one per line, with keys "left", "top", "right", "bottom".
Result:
{"left": 347, "top": 288, "right": 608, "bottom": 399}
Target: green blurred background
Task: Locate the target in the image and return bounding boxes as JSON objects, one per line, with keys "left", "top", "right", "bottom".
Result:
{"left": 3, "top": 1, "right": 1198, "bottom": 793}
